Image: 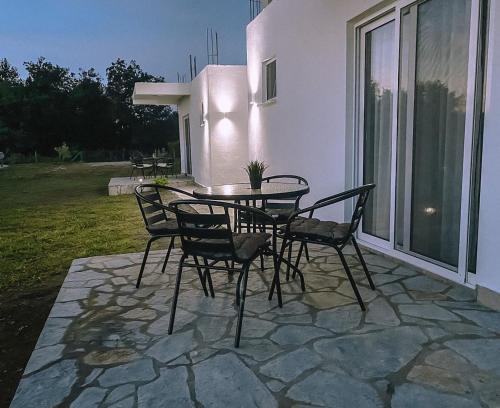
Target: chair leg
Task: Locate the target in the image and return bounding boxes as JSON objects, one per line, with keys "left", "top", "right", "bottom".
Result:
{"left": 193, "top": 257, "right": 209, "bottom": 297}
{"left": 235, "top": 264, "right": 250, "bottom": 348}
{"left": 286, "top": 241, "right": 293, "bottom": 281}
{"left": 272, "top": 250, "right": 283, "bottom": 307}
{"left": 203, "top": 258, "right": 215, "bottom": 298}
{"left": 168, "top": 255, "right": 186, "bottom": 334}
{"left": 336, "top": 248, "right": 365, "bottom": 311}
{"left": 136, "top": 238, "right": 153, "bottom": 288}
{"left": 269, "top": 238, "right": 288, "bottom": 300}
{"left": 260, "top": 252, "right": 265, "bottom": 272}
{"left": 236, "top": 269, "right": 244, "bottom": 306}
{"left": 304, "top": 243, "right": 310, "bottom": 262}
{"left": 294, "top": 242, "right": 305, "bottom": 269}
{"left": 129, "top": 166, "right": 135, "bottom": 179}
{"left": 352, "top": 237, "right": 375, "bottom": 290}
{"left": 161, "top": 237, "right": 175, "bottom": 274}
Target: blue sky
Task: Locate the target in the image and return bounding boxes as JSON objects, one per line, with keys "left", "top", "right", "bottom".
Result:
{"left": 0, "top": 0, "right": 248, "bottom": 81}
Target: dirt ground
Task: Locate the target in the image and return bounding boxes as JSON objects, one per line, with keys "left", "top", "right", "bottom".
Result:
{"left": 0, "top": 282, "right": 59, "bottom": 407}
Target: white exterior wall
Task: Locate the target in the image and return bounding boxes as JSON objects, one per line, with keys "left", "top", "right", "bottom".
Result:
{"left": 178, "top": 65, "right": 249, "bottom": 186}
{"left": 207, "top": 66, "right": 249, "bottom": 185}
{"left": 247, "top": 0, "right": 381, "bottom": 217}
{"left": 475, "top": 0, "right": 500, "bottom": 295}
{"left": 246, "top": 0, "right": 500, "bottom": 297}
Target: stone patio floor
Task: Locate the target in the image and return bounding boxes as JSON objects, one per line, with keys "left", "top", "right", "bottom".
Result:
{"left": 10, "top": 245, "right": 500, "bottom": 407}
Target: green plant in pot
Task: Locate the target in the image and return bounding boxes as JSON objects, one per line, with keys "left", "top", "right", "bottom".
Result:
{"left": 245, "top": 160, "right": 268, "bottom": 190}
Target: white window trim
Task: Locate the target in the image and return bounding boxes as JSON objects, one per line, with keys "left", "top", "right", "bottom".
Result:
{"left": 262, "top": 57, "right": 277, "bottom": 104}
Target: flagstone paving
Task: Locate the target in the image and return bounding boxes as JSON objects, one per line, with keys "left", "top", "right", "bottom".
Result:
{"left": 10, "top": 245, "right": 500, "bottom": 407}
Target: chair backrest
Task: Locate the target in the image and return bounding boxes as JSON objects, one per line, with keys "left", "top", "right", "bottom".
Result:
{"left": 130, "top": 156, "right": 144, "bottom": 166}
{"left": 263, "top": 174, "right": 308, "bottom": 185}
{"left": 135, "top": 184, "right": 171, "bottom": 230}
{"left": 347, "top": 184, "right": 375, "bottom": 237}
{"left": 158, "top": 157, "right": 174, "bottom": 166}
{"left": 262, "top": 174, "right": 309, "bottom": 208}
{"left": 171, "top": 202, "right": 236, "bottom": 259}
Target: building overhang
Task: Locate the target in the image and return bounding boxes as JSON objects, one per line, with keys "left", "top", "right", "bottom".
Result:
{"left": 132, "top": 82, "right": 191, "bottom": 105}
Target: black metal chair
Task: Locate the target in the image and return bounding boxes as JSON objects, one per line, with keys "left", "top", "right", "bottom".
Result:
{"left": 270, "top": 184, "right": 376, "bottom": 311}
{"left": 156, "top": 157, "right": 175, "bottom": 177}
{"left": 130, "top": 156, "right": 154, "bottom": 179}
{"left": 134, "top": 184, "right": 208, "bottom": 293}
{"left": 238, "top": 175, "right": 311, "bottom": 279}
{"left": 168, "top": 199, "right": 283, "bottom": 348}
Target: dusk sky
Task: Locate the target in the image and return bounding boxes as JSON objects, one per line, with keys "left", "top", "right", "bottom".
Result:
{"left": 0, "top": 0, "right": 249, "bottom": 81}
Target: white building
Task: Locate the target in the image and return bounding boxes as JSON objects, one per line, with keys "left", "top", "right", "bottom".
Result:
{"left": 133, "top": 0, "right": 500, "bottom": 309}
{"left": 134, "top": 65, "right": 249, "bottom": 187}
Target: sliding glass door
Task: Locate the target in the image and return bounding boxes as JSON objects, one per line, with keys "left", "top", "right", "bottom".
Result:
{"left": 358, "top": 15, "right": 396, "bottom": 244}
{"left": 396, "top": 0, "right": 472, "bottom": 268}
{"left": 357, "top": 0, "right": 483, "bottom": 282}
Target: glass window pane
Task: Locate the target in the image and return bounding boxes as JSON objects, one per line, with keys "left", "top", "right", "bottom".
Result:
{"left": 410, "top": 0, "right": 471, "bottom": 266}
{"left": 266, "top": 60, "right": 276, "bottom": 100}
{"left": 362, "top": 21, "right": 395, "bottom": 240}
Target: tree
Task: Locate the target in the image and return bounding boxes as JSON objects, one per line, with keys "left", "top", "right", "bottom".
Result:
{"left": 0, "top": 57, "right": 180, "bottom": 157}
{"left": 106, "top": 59, "right": 178, "bottom": 153}
{"left": 69, "top": 68, "right": 113, "bottom": 150}
{"left": 21, "top": 58, "right": 75, "bottom": 153}
{"left": 0, "top": 59, "right": 21, "bottom": 85}
{"left": 0, "top": 59, "right": 25, "bottom": 151}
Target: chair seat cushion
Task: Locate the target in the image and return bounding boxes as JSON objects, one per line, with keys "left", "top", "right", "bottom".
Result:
{"left": 240, "top": 203, "right": 295, "bottom": 225}
{"left": 147, "top": 219, "right": 179, "bottom": 235}
{"left": 186, "top": 232, "right": 271, "bottom": 262}
{"left": 234, "top": 233, "right": 271, "bottom": 261}
{"left": 280, "top": 217, "right": 350, "bottom": 243}
{"left": 265, "top": 207, "right": 294, "bottom": 223}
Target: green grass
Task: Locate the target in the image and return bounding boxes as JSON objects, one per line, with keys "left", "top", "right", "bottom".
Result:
{"left": 0, "top": 163, "right": 156, "bottom": 291}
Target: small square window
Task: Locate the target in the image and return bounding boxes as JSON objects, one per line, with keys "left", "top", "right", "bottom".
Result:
{"left": 265, "top": 59, "right": 277, "bottom": 101}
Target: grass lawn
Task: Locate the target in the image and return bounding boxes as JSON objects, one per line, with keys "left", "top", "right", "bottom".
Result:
{"left": 0, "top": 162, "right": 152, "bottom": 290}
{"left": 0, "top": 162, "right": 172, "bottom": 406}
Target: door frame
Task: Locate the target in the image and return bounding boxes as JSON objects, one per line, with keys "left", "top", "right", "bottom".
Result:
{"left": 355, "top": 11, "right": 398, "bottom": 250}
{"left": 352, "top": 0, "right": 482, "bottom": 286}
{"left": 183, "top": 114, "right": 192, "bottom": 175}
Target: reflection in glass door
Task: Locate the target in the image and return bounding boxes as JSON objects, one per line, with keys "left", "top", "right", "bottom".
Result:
{"left": 359, "top": 17, "right": 395, "bottom": 242}
{"left": 396, "top": 0, "right": 472, "bottom": 268}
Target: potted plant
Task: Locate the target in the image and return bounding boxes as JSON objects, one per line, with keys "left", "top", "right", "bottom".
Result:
{"left": 245, "top": 160, "right": 268, "bottom": 190}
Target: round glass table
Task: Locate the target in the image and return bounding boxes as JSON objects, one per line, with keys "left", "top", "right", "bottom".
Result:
{"left": 192, "top": 182, "right": 310, "bottom": 201}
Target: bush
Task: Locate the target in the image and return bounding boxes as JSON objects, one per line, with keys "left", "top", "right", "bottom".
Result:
{"left": 54, "top": 143, "right": 72, "bottom": 161}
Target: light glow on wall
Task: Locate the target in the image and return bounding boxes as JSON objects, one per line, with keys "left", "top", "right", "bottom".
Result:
{"left": 215, "top": 116, "right": 236, "bottom": 138}
{"left": 215, "top": 92, "right": 236, "bottom": 114}
{"left": 248, "top": 60, "right": 260, "bottom": 96}
{"left": 248, "top": 103, "right": 263, "bottom": 160}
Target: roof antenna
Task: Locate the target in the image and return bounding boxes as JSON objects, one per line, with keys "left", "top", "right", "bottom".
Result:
{"left": 207, "top": 28, "right": 220, "bottom": 65}
{"left": 189, "top": 55, "right": 193, "bottom": 81}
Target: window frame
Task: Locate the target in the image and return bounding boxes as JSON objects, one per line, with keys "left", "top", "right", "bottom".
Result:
{"left": 263, "top": 58, "right": 277, "bottom": 103}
